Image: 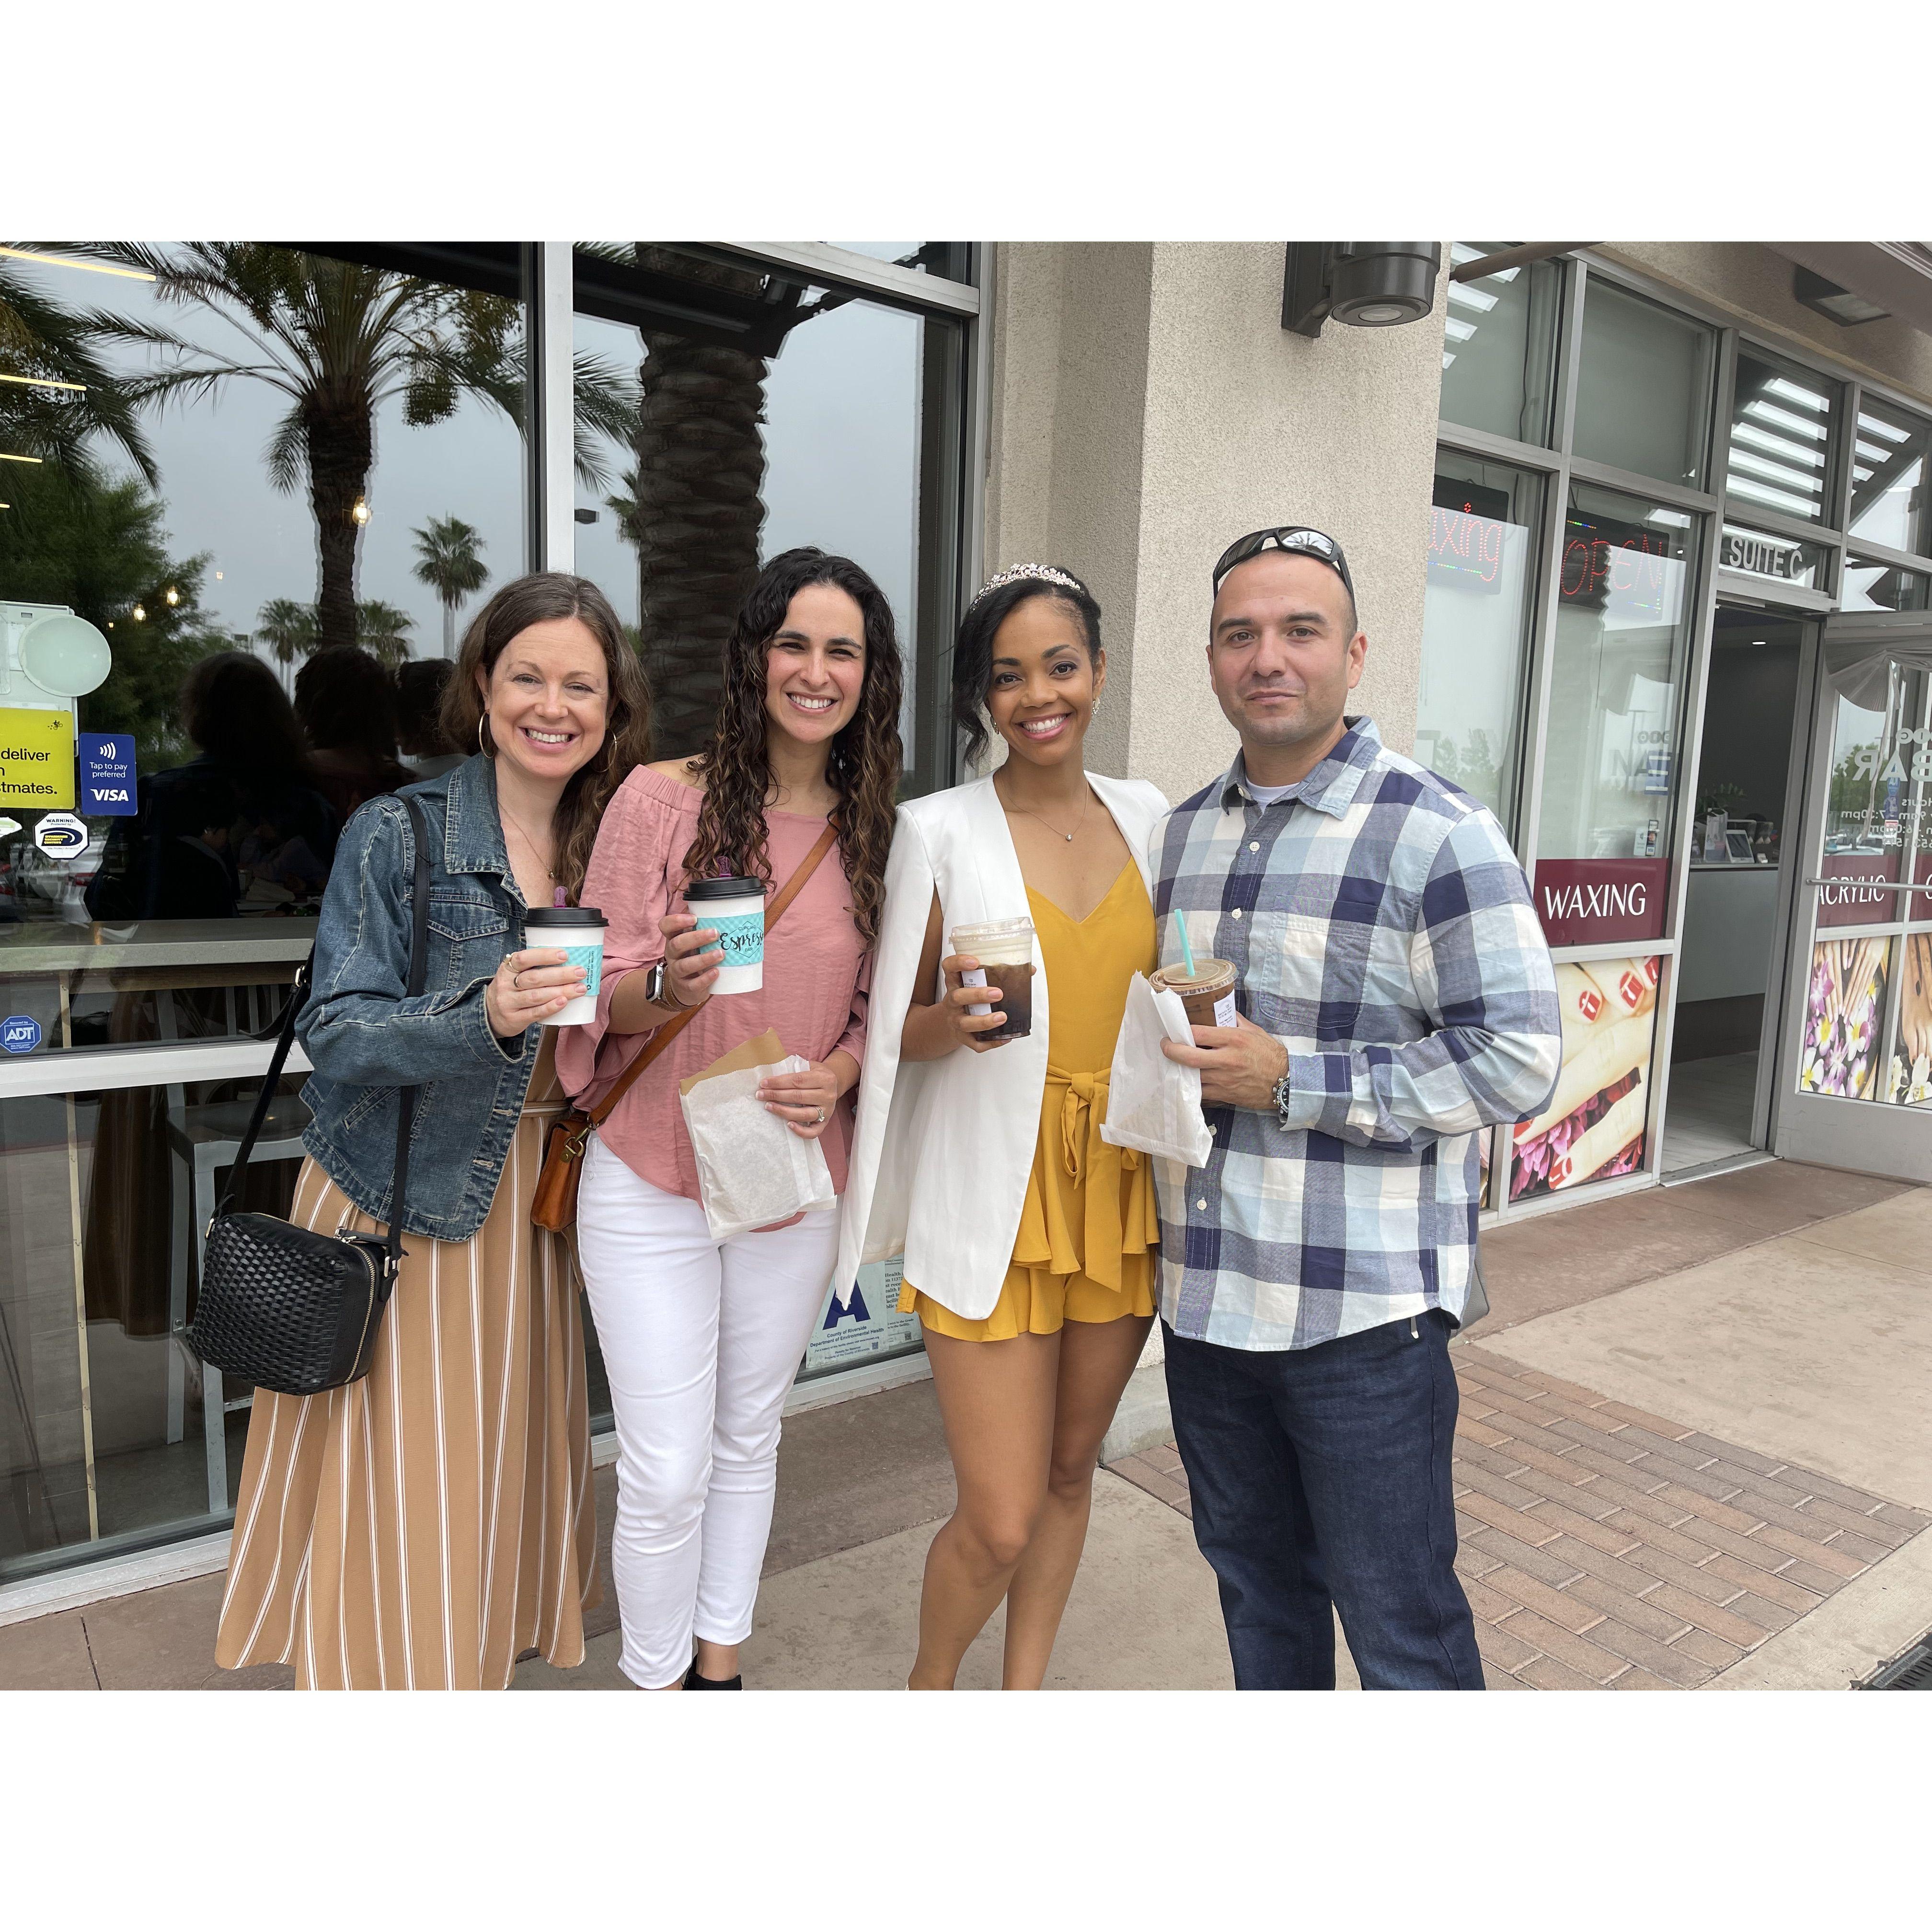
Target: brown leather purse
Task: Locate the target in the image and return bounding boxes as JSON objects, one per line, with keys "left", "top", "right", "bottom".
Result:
{"left": 531, "top": 822, "right": 841, "bottom": 1232}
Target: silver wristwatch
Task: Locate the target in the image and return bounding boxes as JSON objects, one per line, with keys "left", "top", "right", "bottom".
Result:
{"left": 1270, "top": 1065, "right": 1293, "bottom": 1130}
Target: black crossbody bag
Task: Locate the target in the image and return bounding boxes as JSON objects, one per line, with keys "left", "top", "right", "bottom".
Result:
{"left": 186, "top": 794, "right": 432, "bottom": 1397}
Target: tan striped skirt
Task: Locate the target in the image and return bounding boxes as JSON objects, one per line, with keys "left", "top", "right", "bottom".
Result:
{"left": 215, "top": 1036, "right": 600, "bottom": 1689}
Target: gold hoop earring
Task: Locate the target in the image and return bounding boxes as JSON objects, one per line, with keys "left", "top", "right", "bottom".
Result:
{"left": 478, "top": 714, "right": 493, "bottom": 757}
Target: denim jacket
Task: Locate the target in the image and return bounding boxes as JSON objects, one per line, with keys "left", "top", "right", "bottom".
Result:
{"left": 297, "top": 753, "right": 540, "bottom": 1242}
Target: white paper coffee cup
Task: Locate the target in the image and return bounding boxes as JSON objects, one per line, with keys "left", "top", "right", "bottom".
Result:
{"left": 524, "top": 906, "right": 606, "bottom": 1025}
{"left": 685, "top": 875, "right": 767, "bottom": 994}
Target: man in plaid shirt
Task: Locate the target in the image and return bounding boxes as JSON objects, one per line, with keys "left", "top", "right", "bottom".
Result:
{"left": 1156, "top": 524, "right": 1559, "bottom": 1690}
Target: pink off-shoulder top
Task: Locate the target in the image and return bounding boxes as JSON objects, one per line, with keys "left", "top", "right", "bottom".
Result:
{"left": 552, "top": 764, "right": 870, "bottom": 1203}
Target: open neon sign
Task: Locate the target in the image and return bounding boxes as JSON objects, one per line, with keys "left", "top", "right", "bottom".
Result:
{"left": 1560, "top": 516, "right": 1682, "bottom": 621}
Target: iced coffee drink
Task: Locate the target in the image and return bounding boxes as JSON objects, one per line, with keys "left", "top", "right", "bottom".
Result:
{"left": 1151, "top": 957, "right": 1238, "bottom": 1030}
{"left": 950, "top": 916, "right": 1036, "bottom": 1042}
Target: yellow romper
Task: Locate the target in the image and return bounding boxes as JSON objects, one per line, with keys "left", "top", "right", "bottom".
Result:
{"left": 899, "top": 862, "right": 1161, "bottom": 1341}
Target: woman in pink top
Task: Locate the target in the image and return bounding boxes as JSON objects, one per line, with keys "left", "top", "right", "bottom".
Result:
{"left": 556, "top": 548, "right": 901, "bottom": 1690}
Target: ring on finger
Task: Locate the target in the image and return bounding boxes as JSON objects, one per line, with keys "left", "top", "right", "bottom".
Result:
{"left": 815, "top": 1107, "right": 826, "bottom": 1125}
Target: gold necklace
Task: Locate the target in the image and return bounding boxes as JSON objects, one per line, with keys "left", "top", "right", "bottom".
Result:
{"left": 499, "top": 805, "right": 556, "bottom": 880}
{"left": 997, "top": 775, "right": 1090, "bottom": 843}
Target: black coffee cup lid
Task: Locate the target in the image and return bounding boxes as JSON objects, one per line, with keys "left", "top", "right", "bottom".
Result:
{"left": 525, "top": 905, "right": 606, "bottom": 926}
{"left": 685, "top": 875, "right": 765, "bottom": 902}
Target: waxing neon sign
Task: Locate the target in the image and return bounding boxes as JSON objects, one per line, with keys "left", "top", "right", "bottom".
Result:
{"left": 1428, "top": 503, "right": 1507, "bottom": 591}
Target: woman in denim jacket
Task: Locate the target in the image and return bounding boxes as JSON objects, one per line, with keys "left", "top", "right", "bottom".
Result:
{"left": 215, "top": 574, "right": 650, "bottom": 1690}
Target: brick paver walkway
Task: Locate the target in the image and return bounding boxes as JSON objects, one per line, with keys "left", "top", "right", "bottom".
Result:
{"left": 1106, "top": 1344, "right": 1931, "bottom": 1688}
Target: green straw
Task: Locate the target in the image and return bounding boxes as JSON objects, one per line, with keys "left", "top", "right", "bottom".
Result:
{"left": 1175, "top": 910, "right": 1196, "bottom": 977}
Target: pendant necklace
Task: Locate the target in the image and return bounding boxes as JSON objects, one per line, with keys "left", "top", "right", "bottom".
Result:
{"left": 998, "top": 777, "right": 1089, "bottom": 843}
{"left": 500, "top": 805, "right": 556, "bottom": 882}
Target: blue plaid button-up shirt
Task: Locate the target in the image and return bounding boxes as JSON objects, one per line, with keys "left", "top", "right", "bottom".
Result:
{"left": 1151, "top": 718, "right": 1560, "bottom": 1350}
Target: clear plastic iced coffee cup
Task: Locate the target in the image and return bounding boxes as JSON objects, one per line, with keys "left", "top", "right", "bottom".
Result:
{"left": 1151, "top": 957, "right": 1238, "bottom": 1030}
{"left": 950, "top": 915, "right": 1036, "bottom": 1042}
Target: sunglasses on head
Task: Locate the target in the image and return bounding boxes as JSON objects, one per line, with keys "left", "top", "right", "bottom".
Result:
{"left": 1212, "top": 526, "right": 1355, "bottom": 601}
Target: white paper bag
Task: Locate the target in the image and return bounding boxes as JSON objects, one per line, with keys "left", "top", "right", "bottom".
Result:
{"left": 678, "top": 1052, "right": 836, "bottom": 1239}
{"left": 1099, "top": 973, "right": 1214, "bottom": 1169}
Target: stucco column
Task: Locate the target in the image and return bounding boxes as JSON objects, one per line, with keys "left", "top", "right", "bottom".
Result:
{"left": 986, "top": 241, "right": 1449, "bottom": 801}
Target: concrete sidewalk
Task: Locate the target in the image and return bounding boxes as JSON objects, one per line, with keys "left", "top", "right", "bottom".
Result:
{"left": 4, "top": 1158, "right": 1928, "bottom": 1691}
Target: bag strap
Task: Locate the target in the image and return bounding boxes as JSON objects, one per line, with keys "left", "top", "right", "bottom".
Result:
{"left": 215, "top": 794, "right": 433, "bottom": 1269}
{"left": 585, "top": 818, "right": 841, "bottom": 1130}
{"left": 382, "top": 794, "right": 433, "bottom": 1263}
{"left": 216, "top": 961, "right": 310, "bottom": 1212}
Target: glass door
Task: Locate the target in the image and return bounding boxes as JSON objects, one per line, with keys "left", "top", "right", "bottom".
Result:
{"left": 1774, "top": 619, "right": 1932, "bottom": 1177}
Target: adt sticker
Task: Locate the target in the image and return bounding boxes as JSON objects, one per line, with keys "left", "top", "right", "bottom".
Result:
{"left": 80, "top": 734, "right": 137, "bottom": 816}
{"left": 33, "top": 810, "right": 88, "bottom": 858}
{"left": 2, "top": 1014, "right": 43, "bottom": 1055}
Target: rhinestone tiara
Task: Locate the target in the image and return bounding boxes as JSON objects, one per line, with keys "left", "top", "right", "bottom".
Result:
{"left": 968, "top": 563, "right": 1084, "bottom": 609}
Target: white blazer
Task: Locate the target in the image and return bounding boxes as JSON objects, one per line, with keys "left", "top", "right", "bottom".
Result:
{"left": 836, "top": 770, "right": 1170, "bottom": 1320}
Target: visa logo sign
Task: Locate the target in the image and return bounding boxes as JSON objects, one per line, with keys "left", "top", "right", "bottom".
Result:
{"left": 79, "top": 734, "right": 138, "bottom": 816}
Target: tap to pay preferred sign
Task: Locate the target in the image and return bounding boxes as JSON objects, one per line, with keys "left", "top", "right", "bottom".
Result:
{"left": 0, "top": 707, "right": 75, "bottom": 810}
{"left": 80, "top": 734, "right": 137, "bottom": 815}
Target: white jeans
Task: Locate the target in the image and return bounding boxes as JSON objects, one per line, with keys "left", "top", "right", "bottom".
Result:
{"left": 575, "top": 1136, "right": 838, "bottom": 1689}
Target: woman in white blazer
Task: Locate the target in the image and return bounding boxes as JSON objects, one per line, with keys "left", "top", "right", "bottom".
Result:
{"left": 838, "top": 564, "right": 1169, "bottom": 1689}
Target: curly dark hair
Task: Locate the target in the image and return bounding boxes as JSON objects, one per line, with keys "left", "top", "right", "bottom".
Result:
{"left": 950, "top": 568, "right": 1103, "bottom": 770}
{"left": 682, "top": 548, "right": 903, "bottom": 945}
{"left": 440, "top": 572, "right": 652, "bottom": 903}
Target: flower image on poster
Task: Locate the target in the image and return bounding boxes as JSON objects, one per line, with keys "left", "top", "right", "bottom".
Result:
{"left": 1887, "top": 931, "right": 1932, "bottom": 1105}
{"left": 1800, "top": 938, "right": 1890, "bottom": 1101}
{"left": 1511, "top": 956, "right": 1660, "bottom": 1202}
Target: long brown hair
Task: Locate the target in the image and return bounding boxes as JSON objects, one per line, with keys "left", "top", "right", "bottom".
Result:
{"left": 440, "top": 573, "right": 651, "bottom": 902}
{"left": 682, "top": 548, "right": 902, "bottom": 944}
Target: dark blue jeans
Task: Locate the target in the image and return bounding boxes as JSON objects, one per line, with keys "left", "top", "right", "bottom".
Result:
{"left": 1163, "top": 1311, "right": 1483, "bottom": 1690}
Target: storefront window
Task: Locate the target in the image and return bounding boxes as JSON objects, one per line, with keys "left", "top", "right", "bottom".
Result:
{"left": 1572, "top": 280, "right": 1714, "bottom": 488}
{"left": 1719, "top": 521, "right": 1827, "bottom": 591}
{"left": 1847, "top": 395, "right": 1931, "bottom": 558}
{"left": 1725, "top": 349, "right": 1838, "bottom": 525}
{"left": 1, "top": 243, "right": 528, "bottom": 1046}
{"left": 1, "top": 1070, "right": 310, "bottom": 1580}
{"left": 1415, "top": 455, "right": 1541, "bottom": 834}
{"left": 1817, "top": 652, "right": 1916, "bottom": 906}
{"left": 1533, "top": 485, "right": 1700, "bottom": 944}
{"left": 1438, "top": 243, "right": 1561, "bottom": 448}
{"left": 1843, "top": 558, "right": 1931, "bottom": 612}
{"left": 569, "top": 244, "right": 966, "bottom": 790}
{"left": 1, "top": 243, "right": 529, "bottom": 1581}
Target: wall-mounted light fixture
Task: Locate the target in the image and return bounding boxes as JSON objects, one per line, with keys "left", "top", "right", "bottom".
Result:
{"left": 1282, "top": 243, "right": 1443, "bottom": 338}
{"left": 350, "top": 496, "right": 372, "bottom": 526}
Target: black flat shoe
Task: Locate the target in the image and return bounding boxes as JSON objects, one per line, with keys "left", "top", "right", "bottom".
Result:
{"left": 682, "top": 1661, "right": 743, "bottom": 1690}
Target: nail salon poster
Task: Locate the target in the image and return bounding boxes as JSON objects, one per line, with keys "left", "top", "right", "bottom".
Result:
{"left": 1509, "top": 956, "right": 1661, "bottom": 1203}
{"left": 802, "top": 1254, "right": 923, "bottom": 1376}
